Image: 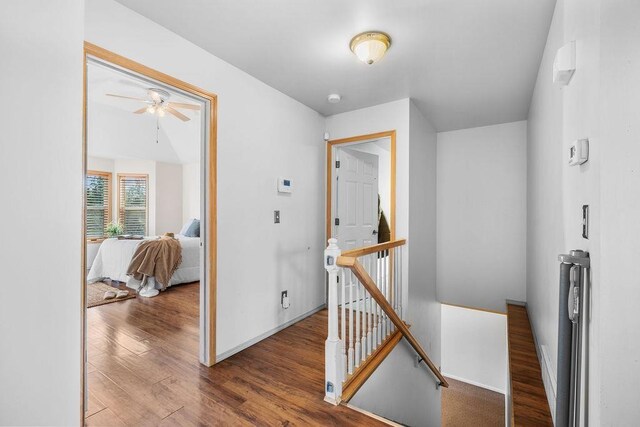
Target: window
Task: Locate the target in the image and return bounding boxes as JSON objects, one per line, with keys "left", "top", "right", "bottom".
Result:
{"left": 86, "top": 171, "right": 112, "bottom": 239}
{"left": 118, "top": 174, "right": 148, "bottom": 235}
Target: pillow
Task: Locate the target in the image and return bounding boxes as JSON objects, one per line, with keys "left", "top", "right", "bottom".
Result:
{"left": 180, "top": 218, "right": 196, "bottom": 235}
{"left": 184, "top": 219, "right": 200, "bottom": 237}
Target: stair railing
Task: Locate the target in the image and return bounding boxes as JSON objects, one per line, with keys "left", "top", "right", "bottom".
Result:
{"left": 323, "top": 238, "right": 448, "bottom": 405}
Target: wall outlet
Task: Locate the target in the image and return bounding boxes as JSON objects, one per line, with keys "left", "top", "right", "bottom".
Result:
{"left": 281, "top": 290, "right": 290, "bottom": 309}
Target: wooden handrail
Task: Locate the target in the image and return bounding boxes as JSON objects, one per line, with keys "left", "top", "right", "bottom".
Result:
{"left": 340, "top": 238, "right": 407, "bottom": 258}
{"left": 336, "top": 255, "right": 449, "bottom": 388}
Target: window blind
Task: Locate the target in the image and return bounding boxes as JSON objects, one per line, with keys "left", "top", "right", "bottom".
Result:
{"left": 86, "top": 171, "right": 111, "bottom": 238}
{"left": 118, "top": 174, "right": 148, "bottom": 236}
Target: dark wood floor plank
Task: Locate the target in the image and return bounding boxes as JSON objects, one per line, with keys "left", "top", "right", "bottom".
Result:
{"left": 87, "top": 282, "right": 385, "bottom": 426}
{"left": 87, "top": 371, "right": 163, "bottom": 426}
{"left": 507, "top": 304, "right": 553, "bottom": 426}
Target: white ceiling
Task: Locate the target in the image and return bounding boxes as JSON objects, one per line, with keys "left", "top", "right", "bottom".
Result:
{"left": 115, "top": 0, "right": 555, "bottom": 131}
{"left": 87, "top": 62, "right": 202, "bottom": 163}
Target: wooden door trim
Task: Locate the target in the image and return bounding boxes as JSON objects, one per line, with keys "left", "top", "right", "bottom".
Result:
{"left": 81, "top": 42, "right": 218, "bottom": 420}
{"left": 326, "top": 130, "right": 396, "bottom": 242}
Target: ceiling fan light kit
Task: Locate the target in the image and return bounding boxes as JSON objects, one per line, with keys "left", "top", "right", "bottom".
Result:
{"left": 350, "top": 31, "right": 391, "bottom": 65}
{"left": 105, "top": 87, "right": 200, "bottom": 122}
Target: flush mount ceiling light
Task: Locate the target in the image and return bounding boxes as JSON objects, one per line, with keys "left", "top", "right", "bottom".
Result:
{"left": 350, "top": 31, "right": 391, "bottom": 65}
{"left": 327, "top": 93, "right": 341, "bottom": 103}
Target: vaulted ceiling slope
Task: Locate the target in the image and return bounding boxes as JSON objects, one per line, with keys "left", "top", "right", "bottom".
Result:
{"left": 115, "top": 0, "right": 556, "bottom": 131}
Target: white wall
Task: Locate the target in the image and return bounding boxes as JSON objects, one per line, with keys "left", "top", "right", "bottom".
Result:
{"left": 441, "top": 304, "right": 507, "bottom": 393}
{"left": 437, "top": 121, "right": 527, "bottom": 312}
{"left": 526, "top": 0, "right": 604, "bottom": 423}
{"left": 329, "top": 99, "right": 442, "bottom": 427}
{"left": 87, "top": 102, "right": 186, "bottom": 164}
{"left": 0, "top": 1, "right": 84, "bottom": 425}
{"left": 598, "top": 1, "right": 640, "bottom": 423}
{"left": 182, "top": 161, "right": 200, "bottom": 224}
{"left": 86, "top": 0, "right": 327, "bottom": 358}
{"left": 87, "top": 156, "right": 115, "bottom": 173}
{"left": 527, "top": 0, "right": 640, "bottom": 423}
{"left": 155, "top": 161, "right": 183, "bottom": 234}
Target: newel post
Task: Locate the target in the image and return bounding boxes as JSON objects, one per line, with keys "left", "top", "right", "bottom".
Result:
{"left": 324, "top": 238, "right": 343, "bottom": 404}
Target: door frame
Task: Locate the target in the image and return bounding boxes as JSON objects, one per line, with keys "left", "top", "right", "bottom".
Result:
{"left": 326, "top": 130, "right": 396, "bottom": 242}
{"left": 81, "top": 42, "right": 218, "bottom": 418}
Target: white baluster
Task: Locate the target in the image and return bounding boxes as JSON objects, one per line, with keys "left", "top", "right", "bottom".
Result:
{"left": 362, "top": 255, "right": 368, "bottom": 357}
{"left": 391, "top": 247, "right": 397, "bottom": 333}
{"left": 398, "top": 247, "right": 403, "bottom": 320}
{"left": 380, "top": 252, "right": 388, "bottom": 342}
{"left": 355, "top": 268, "right": 361, "bottom": 366}
{"left": 348, "top": 271, "right": 354, "bottom": 374}
{"left": 367, "top": 254, "right": 373, "bottom": 355}
{"left": 377, "top": 251, "right": 382, "bottom": 346}
{"left": 386, "top": 251, "right": 391, "bottom": 335}
{"left": 324, "top": 238, "right": 343, "bottom": 404}
{"left": 341, "top": 269, "right": 347, "bottom": 378}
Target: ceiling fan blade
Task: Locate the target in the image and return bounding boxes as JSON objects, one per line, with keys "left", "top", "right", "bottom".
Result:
{"left": 167, "top": 102, "right": 201, "bottom": 111}
{"left": 133, "top": 107, "right": 147, "bottom": 114}
{"left": 166, "top": 106, "right": 190, "bottom": 122}
{"left": 105, "top": 93, "right": 149, "bottom": 102}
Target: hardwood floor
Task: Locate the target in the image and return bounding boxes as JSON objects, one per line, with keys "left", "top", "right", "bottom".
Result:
{"left": 506, "top": 304, "right": 553, "bottom": 426}
{"left": 86, "top": 283, "right": 385, "bottom": 426}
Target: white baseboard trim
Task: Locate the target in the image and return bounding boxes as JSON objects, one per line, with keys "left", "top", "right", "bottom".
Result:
{"left": 344, "top": 403, "right": 403, "bottom": 427}
{"left": 505, "top": 299, "right": 526, "bottom": 307}
{"left": 215, "top": 304, "right": 326, "bottom": 363}
{"left": 441, "top": 372, "right": 505, "bottom": 394}
{"left": 529, "top": 318, "right": 556, "bottom": 424}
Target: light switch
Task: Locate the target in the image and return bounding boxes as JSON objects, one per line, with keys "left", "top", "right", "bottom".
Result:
{"left": 582, "top": 205, "right": 589, "bottom": 239}
{"left": 274, "top": 210, "right": 280, "bottom": 224}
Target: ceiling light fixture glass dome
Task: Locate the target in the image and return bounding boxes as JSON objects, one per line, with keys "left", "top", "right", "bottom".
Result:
{"left": 350, "top": 31, "right": 391, "bottom": 65}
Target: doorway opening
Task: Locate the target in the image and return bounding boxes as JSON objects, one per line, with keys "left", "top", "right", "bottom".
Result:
{"left": 81, "top": 43, "right": 217, "bottom": 419}
{"left": 326, "top": 131, "right": 396, "bottom": 248}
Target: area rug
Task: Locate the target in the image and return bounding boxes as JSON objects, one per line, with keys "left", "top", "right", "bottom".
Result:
{"left": 87, "top": 282, "right": 135, "bottom": 308}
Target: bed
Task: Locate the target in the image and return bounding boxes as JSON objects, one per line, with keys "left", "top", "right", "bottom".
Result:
{"left": 87, "top": 235, "right": 200, "bottom": 290}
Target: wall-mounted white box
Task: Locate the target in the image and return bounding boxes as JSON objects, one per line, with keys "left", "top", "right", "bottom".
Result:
{"left": 553, "top": 41, "right": 576, "bottom": 86}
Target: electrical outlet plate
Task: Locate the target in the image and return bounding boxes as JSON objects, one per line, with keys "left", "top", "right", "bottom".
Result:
{"left": 281, "top": 290, "right": 289, "bottom": 309}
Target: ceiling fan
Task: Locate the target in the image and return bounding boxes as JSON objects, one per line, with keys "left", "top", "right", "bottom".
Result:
{"left": 106, "top": 88, "right": 200, "bottom": 122}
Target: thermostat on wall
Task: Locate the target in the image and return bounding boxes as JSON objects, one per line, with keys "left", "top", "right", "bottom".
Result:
{"left": 277, "top": 177, "right": 292, "bottom": 193}
{"left": 569, "top": 138, "right": 589, "bottom": 166}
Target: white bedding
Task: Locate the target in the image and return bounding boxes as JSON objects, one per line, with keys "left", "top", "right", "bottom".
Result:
{"left": 87, "top": 235, "right": 200, "bottom": 289}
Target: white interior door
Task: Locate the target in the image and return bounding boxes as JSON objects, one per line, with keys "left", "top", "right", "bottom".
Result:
{"left": 334, "top": 147, "right": 379, "bottom": 251}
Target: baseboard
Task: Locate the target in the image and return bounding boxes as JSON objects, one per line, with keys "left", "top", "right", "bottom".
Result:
{"left": 343, "top": 403, "right": 403, "bottom": 427}
{"left": 529, "top": 318, "right": 556, "bottom": 424}
{"left": 505, "top": 299, "right": 526, "bottom": 307}
{"left": 441, "top": 372, "right": 505, "bottom": 395}
{"left": 215, "top": 304, "right": 326, "bottom": 362}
